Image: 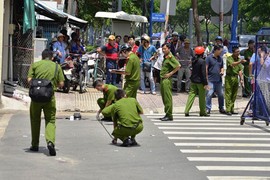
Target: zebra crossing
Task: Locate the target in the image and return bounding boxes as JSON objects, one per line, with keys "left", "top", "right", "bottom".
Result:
{"left": 147, "top": 114, "right": 270, "bottom": 180}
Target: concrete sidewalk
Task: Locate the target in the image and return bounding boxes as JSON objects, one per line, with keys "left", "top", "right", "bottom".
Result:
{"left": 1, "top": 85, "right": 249, "bottom": 114}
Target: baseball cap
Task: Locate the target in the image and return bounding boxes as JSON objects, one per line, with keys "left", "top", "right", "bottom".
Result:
{"left": 108, "top": 35, "right": 116, "bottom": 40}
{"left": 184, "top": 39, "right": 190, "bottom": 44}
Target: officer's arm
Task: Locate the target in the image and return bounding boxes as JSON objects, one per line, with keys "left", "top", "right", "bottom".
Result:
{"left": 58, "top": 65, "right": 65, "bottom": 88}
{"left": 105, "top": 100, "right": 112, "bottom": 107}
{"left": 27, "top": 65, "right": 34, "bottom": 83}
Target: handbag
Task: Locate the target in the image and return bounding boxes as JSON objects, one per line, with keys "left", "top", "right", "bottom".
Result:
{"left": 143, "top": 61, "right": 152, "bottom": 72}
{"left": 29, "top": 63, "right": 58, "bottom": 103}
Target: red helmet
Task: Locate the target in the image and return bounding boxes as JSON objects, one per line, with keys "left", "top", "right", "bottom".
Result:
{"left": 194, "top": 46, "right": 205, "bottom": 55}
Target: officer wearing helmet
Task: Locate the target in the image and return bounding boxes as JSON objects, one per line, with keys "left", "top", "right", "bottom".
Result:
{"left": 184, "top": 46, "right": 209, "bottom": 117}
{"left": 111, "top": 44, "right": 140, "bottom": 98}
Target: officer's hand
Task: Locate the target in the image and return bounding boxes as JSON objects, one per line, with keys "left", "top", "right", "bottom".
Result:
{"left": 241, "top": 59, "right": 246, "bottom": 63}
{"left": 204, "top": 85, "right": 210, "bottom": 90}
{"left": 112, "top": 138, "right": 117, "bottom": 145}
{"left": 96, "top": 112, "right": 101, "bottom": 120}
{"left": 164, "top": 73, "right": 171, "bottom": 79}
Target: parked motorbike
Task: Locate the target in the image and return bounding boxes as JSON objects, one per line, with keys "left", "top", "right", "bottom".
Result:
{"left": 60, "top": 58, "right": 73, "bottom": 93}
{"left": 87, "top": 50, "right": 105, "bottom": 83}
{"left": 72, "top": 54, "right": 88, "bottom": 93}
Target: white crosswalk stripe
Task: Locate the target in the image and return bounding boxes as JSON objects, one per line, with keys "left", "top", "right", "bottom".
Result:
{"left": 147, "top": 114, "right": 270, "bottom": 179}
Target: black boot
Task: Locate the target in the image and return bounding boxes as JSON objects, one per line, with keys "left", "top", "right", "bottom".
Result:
{"left": 47, "top": 142, "right": 56, "bottom": 156}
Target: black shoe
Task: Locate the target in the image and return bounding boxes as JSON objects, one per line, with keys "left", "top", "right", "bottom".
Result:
{"left": 185, "top": 113, "right": 189, "bottom": 117}
{"left": 130, "top": 138, "right": 138, "bottom": 146}
{"left": 206, "top": 109, "right": 211, "bottom": 114}
{"left": 101, "top": 117, "right": 112, "bottom": 122}
{"left": 121, "top": 138, "right": 132, "bottom": 147}
{"left": 219, "top": 109, "right": 226, "bottom": 114}
{"left": 200, "top": 114, "right": 210, "bottom": 117}
{"left": 47, "top": 142, "right": 56, "bottom": 156}
{"left": 160, "top": 116, "right": 173, "bottom": 121}
{"left": 232, "top": 111, "right": 239, "bottom": 115}
{"left": 226, "top": 112, "right": 232, "bottom": 116}
{"left": 30, "top": 146, "right": 39, "bottom": 152}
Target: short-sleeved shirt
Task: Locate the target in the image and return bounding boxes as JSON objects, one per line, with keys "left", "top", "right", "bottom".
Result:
{"left": 125, "top": 53, "right": 140, "bottom": 81}
{"left": 177, "top": 47, "right": 194, "bottom": 68}
{"left": 206, "top": 54, "right": 224, "bottom": 82}
{"left": 243, "top": 48, "right": 254, "bottom": 66}
{"left": 53, "top": 41, "right": 67, "bottom": 64}
{"left": 101, "top": 43, "right": 119, "bottom": 61}
{"left": 137, "top": 45, "right": 156, "bottom": 64}
{"left": 103, "top": 84, "right": 118, "bottom": 102}
{"left": 160, "top": 53, "right": 180, "bottom": 79}
{"left": 111, "top": 98, "right": 143, "bottom": 128}
{"left": 28, "top": 60, "right": 65, "bottom": 90}
{"left": 226, "top": 56, "right": 243, "bottom": 76}
{"left": 131, "top": 45, "right": 139, "bottom": 53}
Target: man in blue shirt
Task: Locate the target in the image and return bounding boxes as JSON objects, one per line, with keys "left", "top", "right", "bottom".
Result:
{"left": 52, "top": 33, "right": 67, "bottom": 64}
{"left": 206, "top": 45, "right": 226, "bottom": 114}
{"left": 137, "top": 35, "right": 157, "bottom": 94}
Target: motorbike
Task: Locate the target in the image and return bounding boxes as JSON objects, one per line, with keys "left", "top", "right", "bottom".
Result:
{"left": 87, "top": 50, "right": 105, "bottom": 83}
{"left": 72, "top": 54, "right": 89, "bottom": 93}
{"left": 60, "top": 57, "right": 74, "bottom": 93}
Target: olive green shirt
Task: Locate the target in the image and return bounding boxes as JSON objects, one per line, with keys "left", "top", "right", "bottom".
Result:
{"left": 103, "top": 84, "right": 118, "bottom": 102}
{"left": 226, "top": 56, "right": 243, "bottom": 76}
{"left": 243, "top": 48, "right": 254, "bottom": 66}
{"left": 160, "top": 53, "right": 180, "bottom": 78}
{"left": 111, "top": 98, "right": 143, "bottom": 128}
{"left": 27, "top": 60, "right": 65, "bottom": 90}
{"left": 125, "top": 53, "right": 140, "bottom": 81}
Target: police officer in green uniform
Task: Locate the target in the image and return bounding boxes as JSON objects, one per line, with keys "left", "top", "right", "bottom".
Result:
{"left": 225, "top": 47, "right": 245, "bottom": 115}
{"left": 27, "top": 49, "right": 65, "bottom": 156}
{"left": 160, "top": 43, "right": 181, "bottom": 121}
{"left": 111, "top": 44, "right": 140, "bottom": 98}
{"left": 93, "top": 80, "right": 118, "bottom": 120}
{"left": 184, "top": 46, "right": 209, "bottom": 117}
{"left": 111, "top": 89, "right": 143, "bottom": 147}
{"left": 243, "top": 40, "right": 255, "bottom": 97}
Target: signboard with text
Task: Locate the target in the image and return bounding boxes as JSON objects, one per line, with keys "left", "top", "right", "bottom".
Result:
{"left": 152, "top": 13, "right": 166, "bottom": 22}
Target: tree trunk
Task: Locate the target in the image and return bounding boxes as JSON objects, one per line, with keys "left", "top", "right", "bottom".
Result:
{"left": 192, "top": 0, "right": 202, "bottom": 45}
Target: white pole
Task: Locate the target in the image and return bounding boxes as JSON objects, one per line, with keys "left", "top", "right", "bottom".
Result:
{"left": 164, "top": 0, "right": 170, "bottom": 32}
{"left": 219, "top": 0, "right": 224, "bottom": 37}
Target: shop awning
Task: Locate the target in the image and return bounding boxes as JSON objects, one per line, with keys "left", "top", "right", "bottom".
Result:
{"left": 35, "top": 0, "right": 67, "bottom": 24}
{"left": 34, "top": 0, "right": 88, "bottom": 28}
{"left": 95, "top": 11, "right": 148, "bottom": 23}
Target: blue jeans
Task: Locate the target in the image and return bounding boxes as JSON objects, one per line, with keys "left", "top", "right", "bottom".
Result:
{"left": 206, "top": 81, "right": 224, "bottom": 111}
{"left": 140, "top": 67, "right": 155, "bottom": 92}
{"left": 106, "top": 60, "right": 117, "bottom": 85}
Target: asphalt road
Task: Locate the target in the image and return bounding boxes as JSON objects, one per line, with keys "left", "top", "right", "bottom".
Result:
{"left": 0, "top": 112, "right": 270, "bottom": 180}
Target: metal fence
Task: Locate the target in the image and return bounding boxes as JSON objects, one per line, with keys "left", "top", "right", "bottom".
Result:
{"left": 13, "top": 29, "right": 33, "bottom": 88}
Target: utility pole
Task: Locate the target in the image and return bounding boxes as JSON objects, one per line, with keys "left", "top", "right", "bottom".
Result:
{"left": 118, "top": 0, "right": 122, "bottom": 11}
{"left": 149, "top": 0, "right": 154, "bottom": 38}
{"left": 189, "top": 8, "right": 193, "bottom": 49}
{"left": 219, "top": 0, "right": 224, "bottom": 37}
{"left": 164, "top": 0, "right": 170, "bottom": 32}
{"left": 229, "top": 0, "right": 238, "bottom": 52}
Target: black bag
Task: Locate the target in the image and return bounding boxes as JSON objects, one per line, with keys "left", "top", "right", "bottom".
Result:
{"left": 143, "top": 62, "right": 152, "bottom": 72}
{"left": 29, "top": 63, "right": 58, "bottom": 103}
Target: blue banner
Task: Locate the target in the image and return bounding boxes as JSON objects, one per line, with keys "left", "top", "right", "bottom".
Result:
{"left": 152, "top": 13, "right": 165, "bottom": 22}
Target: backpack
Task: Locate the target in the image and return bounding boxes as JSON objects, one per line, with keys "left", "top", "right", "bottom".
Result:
{"left": 29, "top": 63, "right": 58, "bottom": 103}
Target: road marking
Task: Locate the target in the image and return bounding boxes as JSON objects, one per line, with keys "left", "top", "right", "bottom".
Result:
{"left": 151, "top": 118, "right": 239, "bottom": 121}
{"left": 197, "top": 166, "right": 270, "bottom": 171}
{"left": 207, "top": 176, "right": 270, "bottom": 180}
{"left": 0, "top": 114, "right": 13, "bottom": 139}
{"left": 146, "top": 114, "right": 241, "bottom": 117}
{"left": 164, "top": 131, "right": 270, "bottom": 135}
{"left": 175, "top": 143, "right": 270, "bottom": 147}
{"left": 154, "top": 123, "right": 238, "bottom": 126}
{"left": 188, "top": 157, "right": 270, "bottom": 162}
{"left": 180, "top": 149, "right": 270, "bottom": 154}
{"left": 159, "top": 127, "right": 262, "bottom": 131}
{"left": 169, "top": 137, "right": 270, "bottom": 141}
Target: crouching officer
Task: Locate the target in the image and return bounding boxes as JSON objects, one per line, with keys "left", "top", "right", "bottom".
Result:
{"left": 111, "top": 89, "right": 143, "bottom": 147}
{"left": 93, "top": 80, "right": 118, "bottom": 121}
{"left": 160, "top": 43, "right": 181, "bottom": 121}
{"left": 27, "top": 49, "right": 65, "bottom": 156}
{"left": 111, "top": 44, "right": 140, "bottom": 98}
